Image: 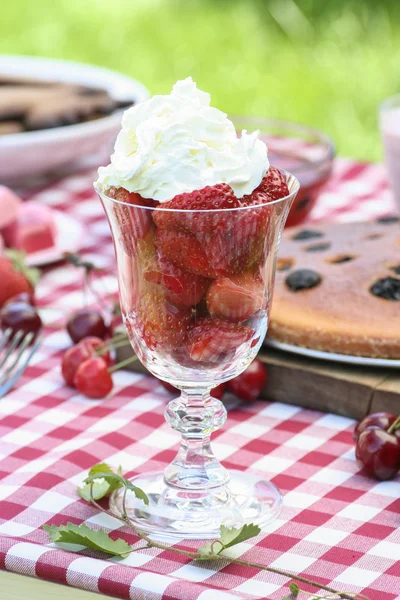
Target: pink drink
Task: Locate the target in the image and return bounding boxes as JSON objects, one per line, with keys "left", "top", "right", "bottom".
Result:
{"left": 381, "top": 100, "right": 400, "bottom": 209}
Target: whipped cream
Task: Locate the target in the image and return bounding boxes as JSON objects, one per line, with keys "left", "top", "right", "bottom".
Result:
{"left": 96, "top": 77, "right": 269, "bottom": 202}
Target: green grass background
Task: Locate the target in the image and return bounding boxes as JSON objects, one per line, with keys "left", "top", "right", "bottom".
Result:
{"left": 1, "top": 0, "right": 399, "bottom": 161}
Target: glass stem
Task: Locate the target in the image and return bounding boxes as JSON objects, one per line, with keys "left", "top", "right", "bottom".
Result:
{"left": 164, "top": 388, "right": 229, "bottom": 490}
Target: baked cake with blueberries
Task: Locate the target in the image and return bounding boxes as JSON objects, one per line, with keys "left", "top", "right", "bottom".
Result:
{"left": 269, "top": 217, "right": 400, "bottom": 358}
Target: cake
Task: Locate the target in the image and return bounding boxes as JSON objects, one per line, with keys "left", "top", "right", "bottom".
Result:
{"left": 269, "top": 218, "right": 400, "bottom": 358}
{"left": 0, "top": 76, "right": 134, "bottom": 133}
{"left": 2, "top": 201, "right": 56, "bottom": 254}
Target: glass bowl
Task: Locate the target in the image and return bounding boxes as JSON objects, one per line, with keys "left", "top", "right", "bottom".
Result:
{"left": 96, "top": 171, "right": 300, "bottom": 539}
{"left": 232, "top": 117, "right": 335, "bottom": 227}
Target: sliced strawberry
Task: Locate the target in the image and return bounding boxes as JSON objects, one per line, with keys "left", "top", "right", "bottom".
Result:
{"left": 134, "top": 291, "right": 191, "bottom": 351}
{"left": 154, "top": 227, "right": 217, "bottom": 278}
{"left": 251, "top": 167, "right": 289, "bottom": 201}
{"left": 153, "top": 184, "right": 240, "bottom": 235}
{"left": 144, "top": 254, "right": 210, "bottom": 308}
{"left": 108, "top": 187, "right": 156, "bottom": 257}
{"left": 206, "top": 274, "right": 266, "bottom": 322}
{"left": 212, "top": 202, "right": 269, "bottom": 275}
{"left": 108, "top": 187, "right": 158, "bottom": 207}
{"left": 187, "top": 317, "right": 254, "bottom": 363}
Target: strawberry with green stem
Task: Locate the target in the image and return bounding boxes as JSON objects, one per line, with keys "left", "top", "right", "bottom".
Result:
{"left": 0, "top": 250, "right": 40, "bottom": 308}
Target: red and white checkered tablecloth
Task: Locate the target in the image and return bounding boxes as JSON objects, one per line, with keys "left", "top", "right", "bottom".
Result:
{"left": 0, "top": 158, "right": 399, "bottom": 600}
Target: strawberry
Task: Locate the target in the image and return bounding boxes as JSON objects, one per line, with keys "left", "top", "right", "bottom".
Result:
{"left": 134, "top": 291, "right": 191, "bottom": 351}
{"left": 206, "top": 205, "right": 267, "bottom": 276}
{"left": 0, "top": 250, "right": 40, "bottom": 308}
{"left": 153, "top": 184, "right": 240, "bottom": 236}
{"left": 108, "top": 187, "right": 156, "bottom": 257}
{"left": 206, "top": 274, "right": 266, "bottom": 322}
{"left": 154, "top": 227, "right": 217, "bottom": 278}
{"left": 226, "top": 168, "right": 287, "bottom": 272}
{"left": 144, "top": 253, "right": 210, "bottom": 308}
{"left": 187, "top": 317, "right": 254, "bottom": 363}
{"left": 108, "top": 187, "right": 158, "bottom": 208}
{"left": 250, "top": 167, "right": 289, "bottom": 201}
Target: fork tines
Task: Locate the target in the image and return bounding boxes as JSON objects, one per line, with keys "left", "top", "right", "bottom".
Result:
{"left": 0, "top": 328, "right": 42, "bottom": 397}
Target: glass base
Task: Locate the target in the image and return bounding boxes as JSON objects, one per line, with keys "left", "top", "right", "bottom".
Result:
{"left": 110, "top": 470, "right": 282, "bottom": 539}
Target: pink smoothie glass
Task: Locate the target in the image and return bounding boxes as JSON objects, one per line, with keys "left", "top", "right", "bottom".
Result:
{"left": 380, "top": 94, "right": 400, "bottom": 211}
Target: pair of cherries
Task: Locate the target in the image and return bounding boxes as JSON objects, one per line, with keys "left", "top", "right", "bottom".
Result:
{"left": 354, "top": 412, "right": 400, "bottom": 480}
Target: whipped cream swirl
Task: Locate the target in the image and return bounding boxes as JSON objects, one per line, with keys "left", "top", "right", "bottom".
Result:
{"left": 96, "top": 77, "right": 269, "bottom": 202}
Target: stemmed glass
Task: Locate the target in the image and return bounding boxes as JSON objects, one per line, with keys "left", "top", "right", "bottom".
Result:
{"left": 96, "top": 171, "right": 299, "bottom": 539}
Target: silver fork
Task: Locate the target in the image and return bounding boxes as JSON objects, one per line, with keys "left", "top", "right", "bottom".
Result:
{"left": 0, "top": 329, "right": 42, "bottom": 398}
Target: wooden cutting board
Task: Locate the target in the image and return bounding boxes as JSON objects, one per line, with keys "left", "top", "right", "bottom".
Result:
{"left": 115, "top": 332, "right": 400, "bottom": 420}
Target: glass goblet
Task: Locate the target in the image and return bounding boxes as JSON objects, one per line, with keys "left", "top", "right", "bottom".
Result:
{"left": 96, "top": 171, "right": 299, "bottom": 539}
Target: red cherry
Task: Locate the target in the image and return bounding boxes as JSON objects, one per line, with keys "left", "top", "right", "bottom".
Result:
{"left": 67, "top": 309, "right": 108, "bottom": 343}
{"left": 354, "top": 412, "right": 397, "bottom": 443}
{"left": 79, "top": 336, "right": 111, "bottom": 366}
{"left": 356, "top": 426, "right": 400, "bottom": 481}
{"left": 74, "top": 357, "right": 113, "bottom": 399}
{"left": 210, "top": 383, "right": 227, "bottom": 400}
{"left": 3, "top": 292, "right": 35, "bottom": 307}
{"left": 227, "top": 359, "right": 266, "bottom": 401}
{"left": 61, "top": 336, "right": 110, "bottom": 387}
{"left": 62, "top": 344, "right": 90, "bottom": 387}
{"left": 0, "top": 301, "right": 42, "bottom": 340}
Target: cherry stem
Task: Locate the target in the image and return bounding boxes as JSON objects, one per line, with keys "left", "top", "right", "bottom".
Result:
{"left": 101, "top": 331, "right": 127, "bottom": 347}
{"left": 95, "top": 339, "right": 131, "bottom": 356}
{"left": 86, "top": 271, "right": 110, "bottom": 315}
{"left": 387, "top": 415, "right": 400, "bottom": 435}
{"left": 108, "top": 355, "right": 139, "bottom": 373}
{"left": 84, "top": 482, "right": 369, "bottom": 600}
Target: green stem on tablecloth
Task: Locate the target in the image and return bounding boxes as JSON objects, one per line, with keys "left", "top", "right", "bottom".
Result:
{"left": 86, "top": 483, "right": 368, "bottom": 600}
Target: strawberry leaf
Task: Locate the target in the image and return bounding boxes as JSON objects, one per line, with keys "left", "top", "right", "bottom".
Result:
{"left": 198, "top": 523, "right": 260, "bottom": 557}
{"left": 289, "top": 582, "right": 300, "bottom": 596}
{"left": 5, "top": 249, "right": 41, "bottom": 288}
{"left": 78, "top": 480, "right": 110, "bottom": 502}
{"left": 43, "top": 522, "right": 132, "bottom": 557}
{"left": 84, "top": 472, "right": 149, "bottom": 505}
{"left": 197, "top": 540, "right": 224, "bottom": 557}
{"left": 78, "top": 463, "right": 124, "bottom": 502}
{"left": 219, "top": 523, "right": 260, "bottom": 549}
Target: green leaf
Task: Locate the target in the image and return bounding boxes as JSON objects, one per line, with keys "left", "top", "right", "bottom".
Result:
{"left": 219, "top": 523, "right": 261, "bottom": 549}
{"left": 289, "top": 582, "right": 300, "bottom": 596}
{"left": 5, "top": 248, "right": 41, "bottom": 288}
{"left": 198, "top": 523, "right": 260, "bottom": 557}
{"left": 89, "top": 462, "right": 115, "bottom": 476}
{"left": 84, "top": 472, "right": 149, "bottom": 506}
{"left": 78, "top": 480, "right": 110, "bottom": 502}
{"left": 43, "top": 522, "right": 132, "bottom": 557}
{"left": 89, "top": 463, "right": 123, "bottom": 493}
{"left": 78, "top": 463, "right": 124, "bottom": 502}
{"left": 197, "top": 540, "right": 224, "bottom": 557}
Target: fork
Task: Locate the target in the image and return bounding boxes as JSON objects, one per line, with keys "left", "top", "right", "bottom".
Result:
{"left": 0, "top": 329, "right": 42, "bottom": 398}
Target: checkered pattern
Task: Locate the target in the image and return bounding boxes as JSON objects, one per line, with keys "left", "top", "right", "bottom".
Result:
{"left": 0, "top": 159, "right": 399, "bottom": 600}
